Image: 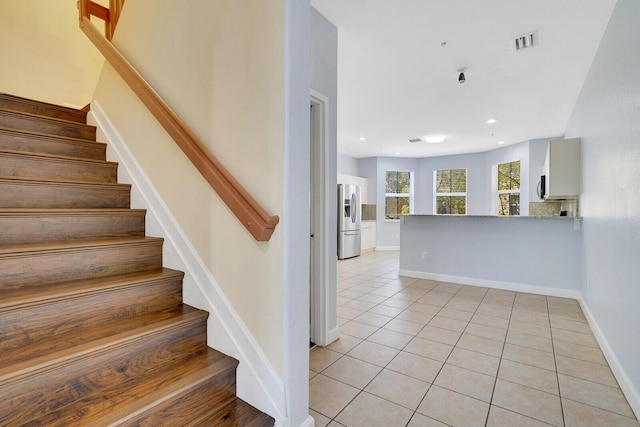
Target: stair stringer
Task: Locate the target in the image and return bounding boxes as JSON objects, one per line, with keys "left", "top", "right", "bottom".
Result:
{"left": 88, "top": 100, "right": 286, "bottom": 426}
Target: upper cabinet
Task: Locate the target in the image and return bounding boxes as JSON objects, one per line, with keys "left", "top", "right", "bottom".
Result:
{"left": 543, "top": 138, "right": 581, "bottom": 199}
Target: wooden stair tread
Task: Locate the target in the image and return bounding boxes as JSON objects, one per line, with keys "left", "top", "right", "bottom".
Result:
{"left": 0, "top": 236, "right": 162, "bottom": 255}
{"left": 0, "top": 207, "right": 146, "bottom": 216}
{"left": 0, "top": 148, "right": 117, "bottom": 166}
{"left": 0, "top": 175, "right": 129, "bottom": 187}
{"left": 0, "top": 93, "right": 87, "bottom": 123}
{"left": 26, "top": 348, "right": 237, "bottom": 427}
{"left": 0, "top": 107, "right": 96, "bottom": 130}
{"left": 0, "top": 127, "right": 106, "bottom": 154}
{"left": 0, "top": 305, "right": 205, "bottom": 381}
{"left": 193, "top": 398, "right": 276, "bottom": 427}
{"left": 0, "top": 267, "right": 181, "bottom": 308}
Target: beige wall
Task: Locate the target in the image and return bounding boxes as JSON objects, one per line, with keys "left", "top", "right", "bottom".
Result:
{"left": 0, "top": 0, "right": 104, "bottom": 107}
{"left": 92, "top": 0, "right": 287, "bottom": 376}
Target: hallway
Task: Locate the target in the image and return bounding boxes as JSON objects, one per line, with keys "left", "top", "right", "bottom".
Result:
{"left": 309, "top": 251, "right": 638, "bottom": 426}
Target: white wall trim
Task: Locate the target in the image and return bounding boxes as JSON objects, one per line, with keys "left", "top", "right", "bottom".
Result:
{"left": 327, "top": 326, "right": 341, "bottom": 345}
{"left": 376, "top": 246, "right": 400, "bottom": 251}
{"left": 579, "top": 298, "right": 640, "bottom": 419}
{"left": 399, "top": 269, "right": 581, "bottom": 299}
{"left": 89, "top": 100, "right": 286, "bottom": 425}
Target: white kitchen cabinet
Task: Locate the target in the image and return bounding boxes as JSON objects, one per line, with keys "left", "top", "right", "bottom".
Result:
{"left": 361, "top": 220, "right": 377, "bottom": 251}
{"left": 543, "top": 138, "right": 580, "bottom": 199}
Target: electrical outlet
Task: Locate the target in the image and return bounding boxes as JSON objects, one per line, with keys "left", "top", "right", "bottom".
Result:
{"left": 421, "top": 251, "right": 428, "bottom": 260}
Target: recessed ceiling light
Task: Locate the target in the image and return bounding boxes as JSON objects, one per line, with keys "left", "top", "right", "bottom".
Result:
{"left": 394, "top": 152, "right": 400, "bottom": 156}
{"left": 358, "top": 137, "right": 366, "bottom": 141}
{"left": 486, "top": 118, "right": 498, "bottom": 124}
{"left": 498, "top": 140, "right": 505, "bottom": 144}
{"left": 425, "top": 135, "right": 445, "bottom": 143}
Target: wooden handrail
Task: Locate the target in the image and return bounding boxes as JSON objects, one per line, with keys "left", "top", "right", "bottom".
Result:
{"left": 78, "top": 0, "right": 279, "bottom": 241}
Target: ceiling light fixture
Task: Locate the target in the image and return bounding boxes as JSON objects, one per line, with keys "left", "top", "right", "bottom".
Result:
{"left": 458, "top": 68, "right": 467, "bottom": 85}
{"left": 486, "top": 118, "right": 498, "bottom": 124}
{"left": 498, "top": 140, "right": 505, "bottom": 145}
{"left": 425, "top": 135, "right": 445, "bottom": 143}
{"left": 358, "top": 136, "right": 366, "bottom": 141}
{"left": 394, "top": 152, "right": 400, "bottom": 156}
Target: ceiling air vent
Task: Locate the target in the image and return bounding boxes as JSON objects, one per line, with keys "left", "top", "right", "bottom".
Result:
{"left": 409, "top": 138, "right": 423, "bottom": 143}
{"left": 512, "top": 32, "right": 538, "bottom": 52}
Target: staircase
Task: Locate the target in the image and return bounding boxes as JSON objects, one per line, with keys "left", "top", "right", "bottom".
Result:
{"left": 0, "top": 93, "right": 274, "bottom": 426}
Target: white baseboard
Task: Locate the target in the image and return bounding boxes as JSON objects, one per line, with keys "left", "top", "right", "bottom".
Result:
{"left": 398, "top": 269, "right": 580, "bottom": 299}
{"left": 579, "top": 298, "right": 640, "bottom": 419}
{"left": 297, "top": 415, "right": 315, "bottom": 427}
{"left": 89, "top": 100, "right": 286, "bottom": 424}
{"left": 326, "top": 326, "right": 341, "bottom": 346}
{"left": 375, "top": 246, "right": 400, "bottom": 251}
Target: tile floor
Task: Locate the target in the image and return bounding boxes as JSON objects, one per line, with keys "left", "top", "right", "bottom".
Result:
{"left": 309, "top": 251, "right": 639, "bottom": 427}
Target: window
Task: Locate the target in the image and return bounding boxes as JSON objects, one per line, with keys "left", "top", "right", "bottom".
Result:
{"left": 496, "top": 160, "right": 521, "bottom": 216}
{"left": 385, "top": 171, "right": 412, "bottom": 219}
{"left": 434, "top": 169, "right": 467, "bottom": 214}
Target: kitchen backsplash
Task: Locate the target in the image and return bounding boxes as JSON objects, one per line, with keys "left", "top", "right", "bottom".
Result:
{"left": 529, "top": 201, "right": 562, "bottom": 217}
{"left": 361, "top": 204, "right": 376, "bottom": 220}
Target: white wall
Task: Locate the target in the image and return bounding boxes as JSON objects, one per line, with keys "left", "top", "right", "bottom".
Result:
{"left": 564, "top": 0, "right": 640, "bottom": 416}
{"left": 337, "top": 152, "right": 359, "bottom": 176}
{"left": 0, "top": 0, "right": 104, "bottom": 107}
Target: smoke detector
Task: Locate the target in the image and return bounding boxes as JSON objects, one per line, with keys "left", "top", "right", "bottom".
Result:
{"left": 512, "top": 31, "right": 538, "bottom": 52}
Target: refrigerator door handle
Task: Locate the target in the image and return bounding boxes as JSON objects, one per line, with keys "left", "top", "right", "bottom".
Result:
{"left": 351, "top": 193, "right": 356, "bottom": 223}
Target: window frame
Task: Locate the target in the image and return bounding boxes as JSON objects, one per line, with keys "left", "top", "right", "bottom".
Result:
{"left": 433, "top": 168, "right": 467, "bottom": 215}
{"left": 384, "top": 170, "right": 414, "bottom": 221}
{"left": 493, "top": 160, "right": 521, "bottom": 216}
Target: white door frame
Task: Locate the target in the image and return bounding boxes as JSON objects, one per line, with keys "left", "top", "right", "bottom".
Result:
{"left": 310, "top": 89, "right": 333, "bottom": 346}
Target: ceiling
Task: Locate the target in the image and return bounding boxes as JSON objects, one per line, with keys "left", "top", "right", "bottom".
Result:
{"left": 310, "top": 0, "right": 617, "bottom": 158}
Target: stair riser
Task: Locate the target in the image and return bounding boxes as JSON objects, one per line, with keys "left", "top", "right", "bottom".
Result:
{"left": 0, "top": 211, "right": 145, "bottom": 245}
{"left": 0, "top": 181, "right": 130, "bottom": 209}
{"left": 0, "top": 129, "right": 106, "bottom": 160}
{"left": 0, "top": 94, "right": 87, "bottom": 123}
{"left": 0, "top": 153, "right": 117, "bottom": 183}
{"left": 0, "top": 111, "right": 96, "bottom": 140}
{"left": 0, "top": 241, "right": 163, "bottom": 290}
{"left": 121, "top": 369, "right": 237, "bottom": 427}
{"left": 1, "top": 278, "right": 183, "bottom": 353}
{"left": 1, "top": 319, "right": 208, "bottom": 426}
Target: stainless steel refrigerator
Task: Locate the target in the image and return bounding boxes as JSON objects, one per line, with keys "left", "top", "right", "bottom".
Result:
{"left": 338, "top": 184, "right": 361, "bottom": 259}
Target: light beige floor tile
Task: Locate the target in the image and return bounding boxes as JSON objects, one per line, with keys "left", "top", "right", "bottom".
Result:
{"left": 502, "top": 343, "right": 556, "bottom": 371}
{"left": 509, "top": 320, "right": 552, "bottom": 339}
{"left": 337, "top": 316, "right": 350, "bottom": 326}
{"left": 555, "top": 354, "right": 618, "bottom": 387}
{"left": 446, "top": 347, "right": 500, "bottom": 376}
{"left": 340, "top": 320, "right": 379, "bottom": 340}
{"left": 347, "top": 340, "right": 400, "bottom": 367}
{"left": 353, "top": 311, "right": 392, "bottom": 327}
{"left": 357, "top": 293, "right": 389, "bottom": 304}
{"left": 406, "top": 413, "right": 450, "bottom": 427}
{"left": 417, "top": 295, "right": 450, "bottom": 308}
{"left": 512, "top": 304, "right": 548, "bottom": 315}
{"left": 554, "top": 339, "right": 608, "bottom": 365}
{"left": 407, "top": 302, "right": 441, "bottom": 315}
{"left": 492, "top": 379, "right": 563, "bottom": 426}
{"left": 471, "top": 313, "right": 510, "bottom": 329}
{"left": 335, "top": 391, "right": 413, "bottom": 427}
{"left": 310, "top": 369, "right": 318, "bottom": 380}
{"left": 457, "top": 333, "right": 504, "bottom": 357}
{"left": 434, "top": 363, "right": 496, "bottom": 402}
{"left": 365, "top": 369, "right": 430, "bottom": 410}
{"left": 558, "top": 373, "right": 635, "bottom": 418}
{"left": 476, "top": 305, "right": 512, "bottom": 319}
{"left": 337, "top": 306, "right": 365, "bottom": 320}
{"left": 370, "top": 288, "right": 400, "bottom": 298}
{"left": 309, "top": 374, "right": 360, "bottom": 418}
{"left": 344, "top": 299, "right": 378, "bottom": 311}
{"left": 381, "top": 297, "right": 414, "bottom": 309}
{"left": 506, "top": 330, "right": 553, "bottom": 353}
{"left": 367, "top": 328, "right": 413, "bottom": 350}
{"left": 367, "top": 304, "right": 404, "bottom": 317}
{"left": 551, "top": 327, "right": 599, "bottom": 348}
{"left": 549, "top": 306, "right": 586, "bottom": 321}
{"left": 404, "top": 337, "right": 453, "bottom": 362}
{"left": 486, "top": 405, "right": 554, "bottom": 426}
{"left": 397, "top": 309, "right": 434, "bottom": 325}
{"left": 417, "top": 325, "right": 462, "bottom": 345}
{"left": 550, "top": 316, "right": 592, "bottom": 334}
{"left": 323, "top": 355, "right": 383, "bottom": 389}
{"left": 394, "top": 292, "right": 423, "bottom": 302}
{"left": 337, "top": 296, "right": 353, "bottom": 306}
{"left": 310, "top": 409, "right": 331, "bottom": 427}
{"left": 428, "top": 315, "right": 468, "bottom": 332}
{"left": 465, "top": 323, "right": 507, "bottom": 342}
{"left": 498, "top": 359, "right": 559, "bottom": 394}
{"left": 511, "top": 309, "right": 550, "bottom": 326}
{"left": 383, "top": 318, "right": 424, "bottom": 335}
{"left": 480, "top": 298, "right": 514, "bottom": 309}
{"left": 327, "top": 335, "right": 363, "bottom": 354}
{"left": 438, "top": 307, "right": 473, "bottom": 322}
{"left": 445, "top": 300, "right": 479, "bottom": 313}
{"left": 338, "top": 290, "right": 365, "bottom": 299}
{"left": 562, "top": 398, "right": 640, "bottom": 427}
{"left": 417, "top": 385, "right": 489, "bottom": 427}
{"left": 387, "top": 351, "right": 443, "bottom": 383}
{"left": 310, "top": 347, "right": 343, "bottom": 372}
